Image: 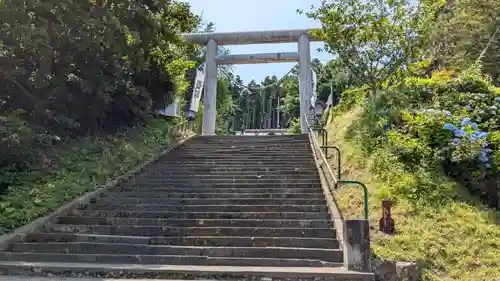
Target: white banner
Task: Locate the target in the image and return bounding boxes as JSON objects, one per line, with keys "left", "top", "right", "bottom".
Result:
{"left": 326, "top": 93, "right": 333, "bottom": 107}
{"left": 189, "top": 63, "right": 206, "bottom": 113}
{"left": 310, "top": 69, "right": 318, "bottom": 109}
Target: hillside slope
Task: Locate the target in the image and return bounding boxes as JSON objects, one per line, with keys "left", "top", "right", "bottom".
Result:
{"left": 327, "top": 107, "right": 500, "bottom": 281}
{"left": 0, "top": 119, "right": 187, "bottom": 236}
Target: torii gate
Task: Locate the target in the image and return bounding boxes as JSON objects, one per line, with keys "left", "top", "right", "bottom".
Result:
{"left": 183, "top": 29, "right": 321, "bottom": 135}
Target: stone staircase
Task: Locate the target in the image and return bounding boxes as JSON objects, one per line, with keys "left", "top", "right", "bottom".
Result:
{"left": 0, "top": 134, "right": 374, "bottom": 280}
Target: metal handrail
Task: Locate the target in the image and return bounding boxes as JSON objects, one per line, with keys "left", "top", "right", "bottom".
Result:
{"left": 320, "top": 145, "right": 341, "bottom": 180}
{"left": 304, "top": 114, "right": 369, "bottom": 219}
{"left": 172, "top": 120, "right": 189, "bottom": 136}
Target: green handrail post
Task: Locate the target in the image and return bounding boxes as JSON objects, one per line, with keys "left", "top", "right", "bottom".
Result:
{"left": 305, "top": 114, "right": 369, "bottom": 220}
{"left": 312, "top": 127, "right": 328, "bottom": 151}
{"left": 337, "top": 180, "right": 369, "bottom": 220}
{"left": 320, "top": 145, "right": 341, "bottom": 181}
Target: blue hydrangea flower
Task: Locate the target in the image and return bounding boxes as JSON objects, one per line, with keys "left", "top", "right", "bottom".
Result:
{"left": 453, "top": 129, "right": 466, "bottom": 137}
{"left": 474, "top": 131, "right": 489, "bottom": 139}
{"left": 443, "top": 123, "right": 457, "bottom": 131}
{"left": 469, "top": 122, "right": 478, "bottom": 130}
{"left": 452, "top": 138, "right": 461, "bottom": 145}
{"left": 460, "top": 117, "right": 471, "bottom": 127}
{"left": 482, "top": 148, "right": 493, "bottom": 154}
{"left": 479, "top": 153, "right": 489, "bottom": 163}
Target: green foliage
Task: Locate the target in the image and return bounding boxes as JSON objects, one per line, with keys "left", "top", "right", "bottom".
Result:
{"left": 0, "top": 0, "right": 199, "bottom": 134}
{"left": 331, "top": 106, "right": 500, "bottom": 281}
{"left": 286, "top": 118, "right": 302, "bottom": 134}
{"left": 305, "top": 0, "right": 424, "bottom": 96}
{"left": 350, "top": 69, "right": 500, "bottom": 208}
{"left": 335, "top": 86, "right": 369, "bottom": 113}
{"left": 0, "top": 118, "right": 183, "bottom": 234}
{"left": 280, "top": 72, "right": 300, "bottom": 128}
{"left": 422, "top": 0, "right": 500, "bottom": 84}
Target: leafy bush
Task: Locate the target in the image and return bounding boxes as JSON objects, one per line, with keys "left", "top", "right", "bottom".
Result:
{"left": 286, "top": 118, "right": 302, "bottom": 134}
{"left": 0, "top": 118, "right": 182, "bottom": 234}
{"left": 0, "top": 114, "right": 61, "bottom": 195}
{"left": 335, "top": 86, "right": 369, "bottom": 113}
{"left": 350, "top": 69, "right": 500, "bottom": 208}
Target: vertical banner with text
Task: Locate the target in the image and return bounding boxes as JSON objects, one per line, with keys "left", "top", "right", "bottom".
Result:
{"left": 310, "top": 69, "right": 318, "bottom": 110}
{"left": 188, "top": 63, "right": 206, "bottom": 120}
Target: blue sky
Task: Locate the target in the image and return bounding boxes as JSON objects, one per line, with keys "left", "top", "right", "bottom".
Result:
{"left": 183, "top": 0, "right": 333, "bottom": 84}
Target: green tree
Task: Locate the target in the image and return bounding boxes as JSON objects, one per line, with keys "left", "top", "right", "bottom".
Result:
{"left": 304, "top": 0, "right": 424, "bottom": 98}
{"left": 279, "top": 67, "right": 300, "bottom": 128}
{"left": 421, "top": 0, "right": 500, "bottom": 83}
{"left": 0, "top": 0, "right": 199, "bottom": 134}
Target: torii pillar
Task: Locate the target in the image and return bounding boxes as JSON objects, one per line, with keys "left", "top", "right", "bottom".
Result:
{"left": 183, "top": 29, "right": 319, "bottom": 136}
{"left": 298, "top": 34, "right": 313, "bottom": 134}
{"left": 203, "top": 38, "right": 218, "bottom": 136}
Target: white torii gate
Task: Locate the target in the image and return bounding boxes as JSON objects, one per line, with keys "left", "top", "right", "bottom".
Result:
{"left": 183, "top": 28, "right": 321, "bottom": 135}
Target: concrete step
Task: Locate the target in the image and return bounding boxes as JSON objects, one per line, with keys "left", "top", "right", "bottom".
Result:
{"left": 117, "top": 185, "right": 322, "bottom": 191}
{"left": 82, "top": 204, "right": 328, "bottom": 213}
{"left": 158, "top": 159, "right": 315, "bottom": 163}
{"left": 189, "top": 136, "right": 309, "bottom": 142}
{"left": 46, "top": 225, "right": 336, "bottom": 238}
{"left": 160, "top": 156, "right": 315, "bottom": 160}
{"left": 146, "top": 163, "right": 318, "bottom": 173}
{"left": 100, "top": 192, "right": 325, "bottom": 199}
{"left": 165, "top": 151, "right": 313, "bottom": 158}
{"left": 91, "top": 198, "right": 325, "bottom": 206}
{"left": 197, "top": 134, "right": 307, "bottom": 137}
{"left": 191, "top": 136, "right": 309, "bottom": 141}
{"left": 179, "top": 141, "right": 311, "bottom": 146}
{"left": 181, "top": 147, "right": 312, "bottom": 151}
{"left": 0, "top": 252, "right": 339, "bottom": 267}
{"left": 156, "top": 162, "right": 316, "bottom": 167}
{"left": 172, "top": 146, "right": 312, "bottom": 151}
{"left": 23, "top": 233, "right": 340, "bottom": 249}
{"left": 182, "top": 144, "right": 311, "bottom": 149}
{"left": 141, "top": 169, "right": 318, "bottom": 175}
{"left": 132, "top": 177, "right": 320, "bottom": 182}
{"left": 144, "top": 165, "right": 318, "bottom": 171}
{"left": 171, "top": 149, "right": 312, "bottom": 154}
{"left": 70, "top": 211, "right": 331, "bottom": 220}
{"left": 113, "top": 187, "right": 323, "bottom": 194}
{"left": 10, "top": 243, "right": 343, "bottom": 262}
{"left": 179, "top": 144, "right": 311, "bottom": 149}
{"left": 185, "top": 139, "right": 310, "bottom": 147}
{"left": 182, "top": 140, "right": 310, "bottom": 145}
{"left": 133, "top": 174, "right": 318, "bottom": 180}
{"left": 129, "top": 178, "right": 320, "bottom": 184}
{"left": 169, "top": 152, "right": 313, "bottom": 158}
{"left": 56, "top": 217, "right": 333, "bottom": 228}
{"left": 0, "top": 262, "right": 375, "bottom": 281}
{"left": 127, "top": 181, "right": 321, "bottom": 187}
{"left": 0, "top": 277, "right": 222, "bottom": 281}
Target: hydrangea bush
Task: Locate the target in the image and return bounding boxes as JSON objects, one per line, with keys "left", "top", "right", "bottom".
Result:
{"left": 359, "top": 69, "right": 500, "bottom": 207}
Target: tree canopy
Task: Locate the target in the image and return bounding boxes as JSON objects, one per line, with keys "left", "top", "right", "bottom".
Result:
{"left": 0, "top": 0, "right": 199, "bottom": 135}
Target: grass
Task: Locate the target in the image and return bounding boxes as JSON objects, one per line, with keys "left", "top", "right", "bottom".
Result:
{"left": 327, "top": 107, "right": 500, "bottom": 281}
{"left": 0, "top": 118, "right": 187, "bottom": 235}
